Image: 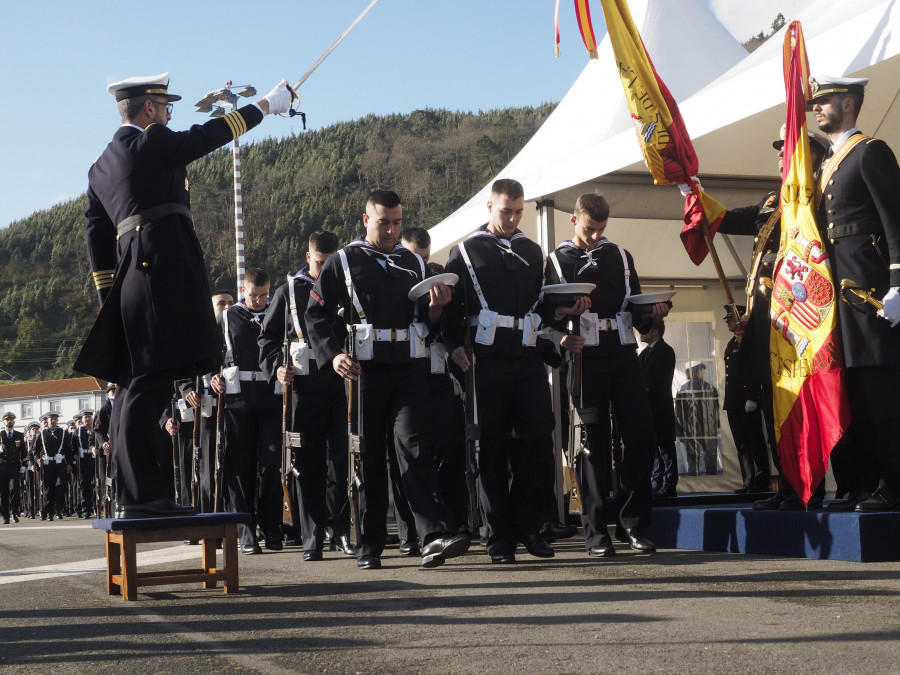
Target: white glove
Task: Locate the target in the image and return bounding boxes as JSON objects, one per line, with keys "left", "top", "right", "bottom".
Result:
{"left": 676, "top": 176, "right": 703, "bottom": 197}
{"left": 263, "top": 79, "right": 295, "bottom": 115}
{"left": 878, "top": 287, "right": 900, "bottom": 327}
{"left": 19, "top": 465, "right": 26, "bottom": 474}
{"left": 745, "top": 400, "right": 758, "bottom": 413}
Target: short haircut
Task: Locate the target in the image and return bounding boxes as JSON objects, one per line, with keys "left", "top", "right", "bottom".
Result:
{"left": 491, "top": 178, "right": 524, "bottom": 201}
{"left": 401, "top": 227, "right": 431, "bottom": 249}
{"left": 308, "top": 230, "right": 339, "bottom": 254}
{"left": 426, "top": 261, "right": 445, "bottom": 275}
{"left": 243, "top": 268, "right": 270, "bottom": 287}
{"left": 118, "top": 95, "right": 151, "bottom": 123}
{"left": 211, "top": 289, "right": 233, "bottom": 298}
{"left": 843, "top": 92, "right": 864, "bottom": 117}
{"left": 653, "top": 319, "right": 666, "bottom": 337}
{"left": 574, "top": 194, "right": 610, "bottom": 222}
{"left": 366, "top": 190, "right": 402, "bottom": 209}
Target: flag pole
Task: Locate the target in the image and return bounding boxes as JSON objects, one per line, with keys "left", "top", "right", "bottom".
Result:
{"left": 698, "top": 217, "right": 741, "bottom": 323}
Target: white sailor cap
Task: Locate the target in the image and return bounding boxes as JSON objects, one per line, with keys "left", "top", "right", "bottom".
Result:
{"left": 107, "top": 72, "right": 182, "bottom": 102}
{"left": 1, "top": 411, "right": 15, "bottom": 421}
{"left": 772, "top": 123, "right": 829, "bottom": 154}
{"left": 79, "top": 409, "right": 95, "bottom": 418}
{"left": 808, "top": 75, "right": 868, "bottom": 101}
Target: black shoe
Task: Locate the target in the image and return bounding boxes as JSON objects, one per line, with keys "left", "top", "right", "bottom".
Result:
{"left": 398, "top": 539, "right": 420, "bottom": 556}
{"left": 241, "top": 543, "right": 262, "bottom": 555}
{"left": 422, "top": 533, "right": 471, "bottom": 568}
{"left": 652, "top": 487, "right": 677, "bottom": 500}
{"left": 265, "top": 538, "right": 284, "bottom": 552}
{"left": 114, "top": 498, "right": 198, "bottom": 519}
{"left": 357, "top": 555, "right": 382, "bottom": 570}
{"left": 13, "top": 515, "right": 20, "bottom": 523}
{"left": 334, "top": 535, "right": 356, "bottom": 557}
{"left": 82, "top": 513, "right": 92, "bottom": 520}
{"left": 855, "top": 487, "right": 900, "bottom": 512}
{"left": 285, "top": 536, "right": 302, "bottom": 547}
{"left": 778, "top": 496, "right": 823, "bottom": 511}
{"left": 588, "top": 535, "right": 616, "bottom": 558}
{"left": 521, "top": 533, "right": 554, "bottom": 558}
{"left": 303, "top": 550, "right": 323, "bottom": 562}
{"left": 752, "top": 494, "right": 784, "bottom": 511}
{"left": 48, "top": 515, "right": 53, "bottom": 522}
{"left": 827, "top": 491, "right": 872, "bottom": 511}
{"left": 183, "top": 539, "right": 200, "bottom": 545}
{"left": 2, "top": 519, "right": 8, "bottom": 525}
{"left": 538, "top": 521, "right": 577, "bottom": 543}
{"left": 490, "top": 552, "right": 517, "bottom": 564}
{"left": 621, "top": 527, "right": 656, "bottom": 553}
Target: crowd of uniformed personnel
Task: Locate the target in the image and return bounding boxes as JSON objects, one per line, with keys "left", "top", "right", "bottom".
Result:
{"left": 29, "top": 70, "right": 896, "bottom": 570}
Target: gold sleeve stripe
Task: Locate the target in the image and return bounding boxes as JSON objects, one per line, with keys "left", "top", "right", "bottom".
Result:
{"left": 92, "top": 269, "right": 115, "bottom": 290}
{"left": 222, "top": 111, "right": 248, "bottom": 139}
{"left": 890, "top": 264, "right": 900, "bottom": 270}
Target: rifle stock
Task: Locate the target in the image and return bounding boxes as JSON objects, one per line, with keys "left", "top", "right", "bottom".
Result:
{"left": 347, "top": 325, "right": 364, "bottom": 546}
{"left": 171, "top": 395, "right": 181, "bottom": 505}
{"left": 463, "top": 341, "right": 480, "bottom": 535}
{"left": 281, "top": 327, "right": 303, "bottom": 529}
{"left": 213, "top": 368, "right": 225, "bottom": 513}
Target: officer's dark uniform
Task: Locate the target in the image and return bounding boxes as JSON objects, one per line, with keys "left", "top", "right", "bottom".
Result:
{"left": 639, "top": 336, "right": 678, "bottom": 495}
{"left": 72, "top": 412, "right": 97, "bottom": 517}
{"left": 74, "top": 84, "right": 265, "bottom": 509}
{"left": 218, "top": 301, "right": 283, "bottom": 550}
{"left": 817, "top": 130, "right": 900, "bottom": 504}
{"left": 545, "top": 238, "right": 658, "bottom": 549}
{"left": 33, "top": 421, "right": 74, "bottom": 520}
{"left": 722, "top": 328, "right": 769, "bottom": 491}
{"left": 443, "top": 226, "right": 555, "bottom": 558}
{"left": 1, "top": 418, "right": 27, "bottom": 524}
{"left": 93, "top": 393, "right": 114, "bottom": 516}
{"left": 307, "top": 238, "right": 457, "bottom": 561}
{"left": 259, "top": 268, "right": 350, "bottom": 555}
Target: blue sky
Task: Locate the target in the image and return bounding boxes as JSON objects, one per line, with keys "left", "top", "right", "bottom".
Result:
{"left": 0, "top": 0, "right": 803, "bottom": 229}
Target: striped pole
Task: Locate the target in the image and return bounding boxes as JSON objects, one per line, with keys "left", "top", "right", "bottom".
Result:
{"left": 233, "top": 137, "right": 245, "bottom": 301}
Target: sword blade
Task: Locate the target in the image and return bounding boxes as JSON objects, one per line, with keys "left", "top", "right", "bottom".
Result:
{"left": 292, "top": 0, "right": 380, "bottom": 91}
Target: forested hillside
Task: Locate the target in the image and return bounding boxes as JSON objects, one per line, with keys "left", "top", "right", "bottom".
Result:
{"left": 0, "top": 104, "right": 554, "bottom": 381}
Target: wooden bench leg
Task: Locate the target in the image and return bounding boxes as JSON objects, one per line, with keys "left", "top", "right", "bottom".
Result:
{"left": 223, "top": 523, "right": 239, "bottom": 594}
{"left": 121, "top": 532, "right": 138, "bottom": 601}
{"left": 201, "top": 537, "right": 217, "bottom": 590}
{"left": 106, "top": 533, "right": 121, "bottom": 596}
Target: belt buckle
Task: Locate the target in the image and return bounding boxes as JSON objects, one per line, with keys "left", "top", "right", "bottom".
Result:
{"left": 390, "top": 328, "right": 397, "bottom": 342}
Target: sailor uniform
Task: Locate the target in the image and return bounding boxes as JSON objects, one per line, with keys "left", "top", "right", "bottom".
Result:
{"left": 259, "top": 267, "right": 349, "bottom": 553}
{"left": 306, "top": 238, "right": 456, "bottom": 559}
{"left": 32, "top": 426, "right": 73, "bottom": 519}
{"left": 0, "top": 427, "right": 26, "bottom": 522}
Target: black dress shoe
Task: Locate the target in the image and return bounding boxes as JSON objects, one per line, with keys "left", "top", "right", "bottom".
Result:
{"left": 855, "top": 487, "right": 900, "bottom": 512}
{"left": 752, "top": 494, "right": 784, "bottom": 511}
{"left": 827, "top": 491, "right": 872, "bottom": 511}
{"left": 265, "top": 538, "right": 284, "bottom": 551}
{"left": 538, "top": 521, "right": 577, "bottom": 543}
{"left": 621, "top": 528, "right": 656, "bottom": 553}
{"left": 521, "top": 533, "right": 554, "bottom": 558}
{"left": 13, "top": 515, "right": 20, "bottom": 523}
{"left": 398, "top": 539, "right": 420, "bottom": 556}
{"left": 652, "top": 487, "right": 677, "bottom": 500}
{"left": 285, "top": 536, "right": 302, "bottom": 547}
{"left": 490, "top": 552, "right": 516, "bottom": 564}
{"left": 588, "top": 535, "right": 616, "bottom": 558}
{"left": 2, "top": 519, "right": 9, "bottom": 525}
{"left": 241, "top": 543, "right": 262, "bottom": 555}
{"left": 357, "top": 555, "right": 382, "bottom": 570}
{"left": 303, "top": 550, "right": 323, "bottom": 561}
{"left": 422, "top": 533, "right": 471, "bottom": 568}
{"left": 334, "top": 535, "right": 357, "bottom": 557}
{"left": 779, "top": 496, "right": 823, "bottom": 511}
{"left": 114, "top": 498, "right": 198, "bottom": 519}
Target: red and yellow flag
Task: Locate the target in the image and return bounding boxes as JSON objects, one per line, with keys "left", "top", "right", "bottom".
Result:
{"left": 596, "top": 0, "right": 726, "bottom": 265}
{"left": 769, "top": 21, "right": 848, "bottom": 503}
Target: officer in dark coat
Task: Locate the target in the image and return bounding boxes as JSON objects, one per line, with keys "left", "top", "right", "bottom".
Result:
{"left": 544, "top": 193, "right": 669, "bottom": 557}
{"left": 259, "top": 230, "right": 354, "bottom": 561}
{"left": 442, "top": 179, "right": 557, "bottom": 564}
{"left": 638, "top": 321, "right": 678, "bottom": 498}
{"left": 73, "top": 73, "right": 294, "bottom": 518}
{"left": 72, "top": 409, "right": 97, "bottom": 518}
{"left": 32, "top": 413, "right": 73, "bottom": 520}
{"left": 306, "top": 190, "right": 469, "bottom": 570}
{"left": 809, "top": 75, "right": 900, "bottom": 511}
{"left": 1, "top": 412, "right": 27, "bottom": 524}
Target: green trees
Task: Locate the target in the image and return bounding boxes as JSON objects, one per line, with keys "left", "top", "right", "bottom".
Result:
{"left": 0, "top": 104, "right": 553, "bottom": 381}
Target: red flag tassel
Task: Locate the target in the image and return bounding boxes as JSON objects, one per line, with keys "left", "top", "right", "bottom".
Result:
{"left": 555, "top": 0, "right": 562, "bottom": 57}
{"left": 575, "top": 0, "right": 600, "bottom": 59}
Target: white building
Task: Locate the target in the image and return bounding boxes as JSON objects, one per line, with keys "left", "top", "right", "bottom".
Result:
{"left": 0, "top": 377, "right": 107, "bottom": 431}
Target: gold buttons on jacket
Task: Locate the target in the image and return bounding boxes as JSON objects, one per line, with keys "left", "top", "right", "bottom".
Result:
{"left": 136, "top": 225, "right": 142, "bottom": 232}
{"left": 142, "top": 262, "right": 149, "bottom": 268}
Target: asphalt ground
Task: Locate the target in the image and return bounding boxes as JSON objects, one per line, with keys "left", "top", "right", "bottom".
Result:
{"left": 2, "top": 517, "right": 899, "bottom": 674}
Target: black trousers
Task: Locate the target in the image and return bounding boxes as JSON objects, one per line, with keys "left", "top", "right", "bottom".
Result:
{"left": 577, "top": 350, "right": 655, "bottom": 549}
{"left": 293, "top": 385, "right": 349, "bottom": 552}
{"left": 77, "top": 455, "right": 96, "bottom": 514}
{"left": 474, "top": 354, "right": 555, "bottom": 556}
{"left": 0, "top": 466, "right": 19, "bottom": 520}
{"left": 41, "top": 462, "right": 66, "bottom": 517}
{"left": 727, "top": 408, "right": 770, "bottom": 488}
{"left": 112, "top": 370, "right": 179, "bottom": 506}
{"left": 845, "top": 366, "right": 900, "bottom": 491}
{"left": 223, "top": 407, "right": 282, "bottom": 547}
{"left": 354, "top": 362, "right": 454, "bottom": 559}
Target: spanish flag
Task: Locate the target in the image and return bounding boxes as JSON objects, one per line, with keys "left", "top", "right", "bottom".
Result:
{"left": 596, "top": 0, "right": 726, "bottom": 265}
{"left": 769, "top": 21, "right": 848, "bottom": 503}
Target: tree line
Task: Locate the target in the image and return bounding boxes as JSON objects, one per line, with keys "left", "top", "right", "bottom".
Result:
{"left": 0, "top": 104, "right": 554, "bottom": 381}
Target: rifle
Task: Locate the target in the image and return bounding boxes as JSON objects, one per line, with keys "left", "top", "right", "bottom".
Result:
{"left": 213, "top": 364, "right": 226, "bottom": 513}
{"left": 347, "top": 324, "right": 364, "bottom": 546}
{"left": 171, "top": 393, "right": 181, "bottom": 505}
{"left": 565, "top": 311, "right": 600, "bottom": 514}
{"left": 192, "top": 377, "right": 202, "bottom": 508}
{"left": 281, "top": 309, "right": 304, "bottom": 529}
{"left": 462, "top": 316, "right": 481, "bottom": 535}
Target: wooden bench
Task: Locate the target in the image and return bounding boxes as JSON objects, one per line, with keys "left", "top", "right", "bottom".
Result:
{"left": 92, "top": 512, "right": 250, "bottom": 601}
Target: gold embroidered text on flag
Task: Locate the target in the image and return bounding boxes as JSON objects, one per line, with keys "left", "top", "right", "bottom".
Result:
{"left": 769, "top": 20, "right": 848, "bottom": 503}
{"left": 596, "top": 0, "right": 726, "bottom": 265}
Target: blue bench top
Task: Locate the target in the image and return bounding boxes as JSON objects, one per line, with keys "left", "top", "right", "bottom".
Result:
{"left": 92, "top": 512, "right": 251, "bottom": 531}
